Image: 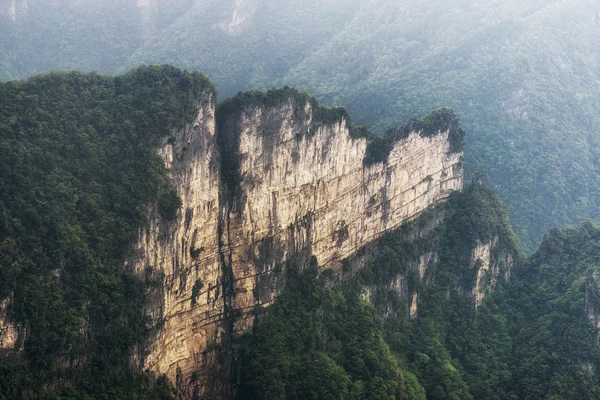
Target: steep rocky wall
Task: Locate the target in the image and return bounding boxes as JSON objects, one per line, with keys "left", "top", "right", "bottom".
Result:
{"left": 585, "top": 270, "right": 600, "bottom": 331}
{"left": 129, "top": 89, "right": 224, "bottom": 398}
{"left": 131, "top": 91, "right": 463, "bottom": 398}
{"left": 350, "top": 186, "right": 518, "bottom": 326}
{"left": 470, "top": 238, "right": 514, "bottom": 308}
{"left": 218, "top": 100, "right": 463, "bottom": 338}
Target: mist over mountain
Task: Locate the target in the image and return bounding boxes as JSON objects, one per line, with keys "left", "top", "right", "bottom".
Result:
{"left": 2, "top": 0, "right": 599, "bottom": 249}
{"left": 3, "top": 1, "right": 600, "bottom": 399}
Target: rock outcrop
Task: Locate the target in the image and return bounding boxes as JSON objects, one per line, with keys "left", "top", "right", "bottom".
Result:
{"left": 471, "top": 237, "right": 514, "bottom": 308}
{"left": 585, "top": 270, "right": 600, "bottom": 331}
{"left": 130, "top": 89, "right": 464, "bottom": 398}
{"left": 0, "top": 296, "right": 25, "bottom": 354}
{"left": 128, "top": 89, "right": 224, "bottom": 398}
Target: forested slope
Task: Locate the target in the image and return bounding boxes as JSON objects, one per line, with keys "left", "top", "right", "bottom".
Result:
{"left": 0, "top": 65, "right": 213, "bottom": 399}
{"left": 284, "top": 0, "right": 600, "bottom": 250}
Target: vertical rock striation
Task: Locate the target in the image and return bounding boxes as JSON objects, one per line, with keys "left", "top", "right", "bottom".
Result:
{"left": 131, "top": 89, "right": 464, "bottom": 398}
{"left": 217, "top": 95, "right": 463, "bottom": 337}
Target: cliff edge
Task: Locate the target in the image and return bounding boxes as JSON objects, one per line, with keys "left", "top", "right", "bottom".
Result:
{"left": 129, "top": 87, "right": 464, "bottom": 398}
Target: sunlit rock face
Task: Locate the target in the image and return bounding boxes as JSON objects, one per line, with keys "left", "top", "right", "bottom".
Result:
{"left": 130, "top": 91, "right": 463, "bottom": 398}
{"left": 585, "top": 271, "right": 600, "bottom": 331}
{"left": 0, "top": 296, "right": 25, "bottom": 354}
{"left": 218, "top": 99, "right": 463, "bottom": 333}
{"left": 129, "top": 89, "right": 224, "bottom": 398}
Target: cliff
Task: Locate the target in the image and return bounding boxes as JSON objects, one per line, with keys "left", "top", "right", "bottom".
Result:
{"left": 0, "top": 296, "right": 24, "bottom": 354}
{"left": 345, "top": 183, "right": 518, "bottom": 327}
{"left": 7, "top": 66, "right": 597, "bottom": 400}
{"left": 0, "top": 66, "right": 221, "bottom": 398}
{"left": 129, "top": 88, "right": 464, "bottom": 398}
{"left": 128, "top": 89, "right": 223, "bottom": 397}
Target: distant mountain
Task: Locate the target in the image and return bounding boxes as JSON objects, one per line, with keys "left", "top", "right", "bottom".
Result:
{"left": 283, "top": 0, "right": 600, "bottom": 250}
{"left": 2, "top": 0, "right": 600, "bottom": 249}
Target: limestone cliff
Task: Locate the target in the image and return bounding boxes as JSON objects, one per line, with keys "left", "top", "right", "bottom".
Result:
{"left": 129, "top": 87, "right": 463, "bottom": 398}
{"left": 585, "top": 270, "right": 600, "bottom": 331}
{"left": 128, "top": 88, "right": 224, "bottom": 398}
{"left": 470, "top": 238, "right": 514, "bottom": 308}
{"left": 346, "top": 182, "right": 519, "bottom": 330}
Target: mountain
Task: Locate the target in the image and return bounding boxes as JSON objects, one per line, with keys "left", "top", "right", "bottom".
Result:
{"left": 282, "top": 0, "right": 600, "bottom": 251}
{"left": 3, "top": 0, "right": 599, "bottom": 250}
{"left": 3, "top": 66, "right": 600, "bottom": 400}
{"left": 0, "top": 66, "right": 467, "bottom": 398}
{"left": 237, "top": 191, "right": 600, "bottom": 400}
{"left": 129, "top": 85, "right": 464, "bottom": 397}
{"left": 0, "top": 66, "right": 213, "bottom": 399}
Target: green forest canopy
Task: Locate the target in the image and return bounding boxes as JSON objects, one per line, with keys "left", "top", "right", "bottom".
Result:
{"left": 0, "top": 65, "right": 213, "bottom": 399}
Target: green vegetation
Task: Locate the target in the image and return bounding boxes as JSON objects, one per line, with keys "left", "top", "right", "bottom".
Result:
{"left": 282, "top": 0, "right": 600, "bottom": 251}
{"left": 191, "top": 279, "right": 203, "bottom": 306}
{"left": 2, "top": 2, "right": 600, "bottom": 393}
{"left": 0, "top": 0, "right": 196, "bottom": 81}
{"left": 130, "top": 0, "right": 595, "bottom": 250}
{"left": 0, "top": 65, "right": 212, "bottom": 398}
{"left": 238, "top": 185, "right": 600, "bottom": 399}
{"left": 236, "top": 185, "right": 510, "bottom": 399}
{"left": 237, "top": 261, "right": 426, "bottom": 400}
{"left": 216, "top": 86, "right": 349, "bottom": 129}
{"left": 497, "top": 222, "right": 600, "bottom": 399}
{"left": 410, "top": 108, "right": 465, "bottom": 154}
{"left": 158, "top": 190, "right": 182, "bottom": 221}
{"left": 1, "top": 59, "right": 599, "bottom": 399}
{"left": 190, "top": 246, "right": 203, "bottom": 260}
{"left": 216, "top": 88, "right": 462, "bottom": 173}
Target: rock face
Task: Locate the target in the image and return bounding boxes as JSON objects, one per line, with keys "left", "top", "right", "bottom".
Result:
{"left": 130, "top": 90, "right": 464, "bottom": 398}
{"left": 0, "top": 297, "right": 25, "bottom": 354}
{"left": 585, "top": 270, "right": 600, "bottom": 331}
{"left": 470, "top": 238, "right": 514, "bottom": 308}
{"left": 128, "top": 89, "right": 225, "bottom": 398}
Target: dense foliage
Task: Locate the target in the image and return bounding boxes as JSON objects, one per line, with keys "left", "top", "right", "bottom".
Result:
{"left": 3, "top": 2, "right": 600, "bottom": 392}
{"left": 237, "top": 185, "right": 600, "bottom": 399}
{"left": 4, "top": 0, "right": 596, "bottom": 249}
{"left": 0, "top": 65, "right": 213, "bottom": 398}
{"left": 237, "top": 260, "right": 426, "bottom": 400}
{"left": 283, "top": 0, "right": 600, "bottom": 251}
{"left": 1, "top": 60, "right": 599, "bottom": 399}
